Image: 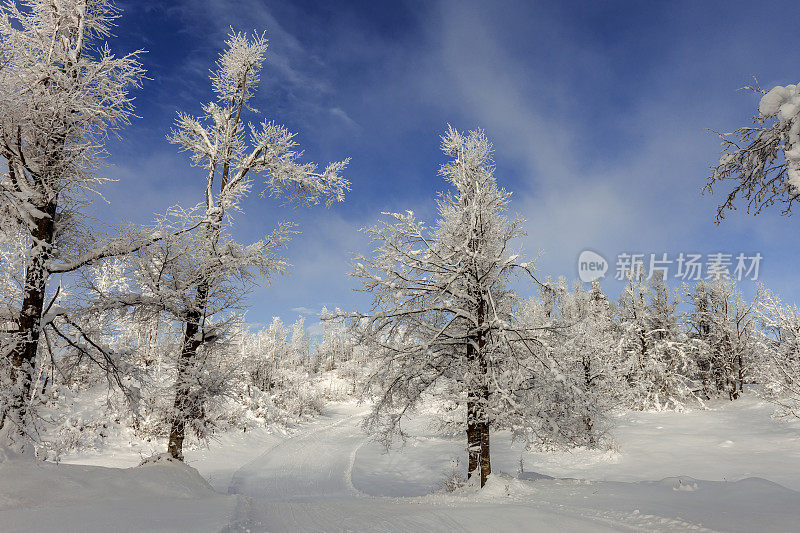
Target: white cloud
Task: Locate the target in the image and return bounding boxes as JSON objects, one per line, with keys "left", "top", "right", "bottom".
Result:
{"left": 291, "top": 306, "right": 318, "bottom": 316}
{"left": 329, "top": 107, "right": 361, "bottom": 130}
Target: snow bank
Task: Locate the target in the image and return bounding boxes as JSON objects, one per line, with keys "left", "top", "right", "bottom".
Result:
{"left": 0, "top": 453, "right": 238, "bottom": 532}
{"left": 414, "top": 472, "right": 800, "bottom": 532}
{"left": 0, "top": 453, "right": 215, "bottom": 510}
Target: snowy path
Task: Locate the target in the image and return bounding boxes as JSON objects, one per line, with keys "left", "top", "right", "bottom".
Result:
{"left": 219, "top": 404, "right": 699, "bottom": 532}
{"left": 226, "top": 409, "right": 367, "bottom": 502}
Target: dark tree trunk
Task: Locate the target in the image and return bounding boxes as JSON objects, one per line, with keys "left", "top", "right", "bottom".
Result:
{"left": 167, "top": 280, "right": 209, "bottom": 460}
{"left": 465, "top": 265, "right": 482, "bottom": 479}
{"left": 479, "top": 383, "right": 491, "bottom": 487}
{"left": 1, "top": 201, "right": 56, "bottom": 441}
{"left": 476, "top": 296, "right": 491, "bottom": 488}
{"left": 737, "top": 351, "right": 745, "bottom": 397}
{"left": 583, "top": 358, "right": 597, "bottom": 445}
{"left": 466, "top": 397, "right": 480, "bottom": 480}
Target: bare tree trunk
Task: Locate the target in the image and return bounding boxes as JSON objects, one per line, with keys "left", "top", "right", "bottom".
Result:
{"left": 466, "top": 327, "right": 480, "bottom": 480}
{"left": 1, "top": 201, "right": 56, "bottom": 444}
{"left": 479, "top": 383, "right": 491, "bottom": 487}
{"left": 167, "top": 280, "right": 209, "bottom": 460}
{"left": 737, "top": 351, "right": 745, "bottom": 396}
{"left": 466, "top": 396, "right": 480, "bottom": 481}
{"left": 583, "top": 358, "right": 597, "bottom": 446}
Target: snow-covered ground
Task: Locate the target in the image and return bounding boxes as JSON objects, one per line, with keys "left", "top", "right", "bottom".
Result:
{"left": 3, "top": 395, "right": 800, "bottom": 532}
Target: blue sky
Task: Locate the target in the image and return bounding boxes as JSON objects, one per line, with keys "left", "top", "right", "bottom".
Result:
{"left": 92, "top": 0, "right": 800, "bottom": 331}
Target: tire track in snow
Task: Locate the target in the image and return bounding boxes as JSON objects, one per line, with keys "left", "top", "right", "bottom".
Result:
{"left": 226, "top": 406, "right": 368, "bottom": 497}
{"left": 345, "top": 435, "right": 368, "bottom": 497}
{"left": 222, "top": 405, "right": 370, "bottom": 531}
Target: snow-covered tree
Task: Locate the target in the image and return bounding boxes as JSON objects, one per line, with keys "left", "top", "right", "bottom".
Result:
{"left": 705, "top": 80, "right": 800, "bottom": 219}
{"left": 158, "top": 32, "right": 349, "bottom": 460}
{"left": 0, "top": 0, "right": 145, "bottom": 450}
{"left": 518, "top": 279, "right": 617, "bottom": 446}
{"left": 317, "top": 307, "right": 352, "bottom": 372}
{"left": 685, "top": 278, "right": 761, "bottom": 400}
{"left": 352, "top": 127, "right": 589, "bottom": 487}
{"left": 757, "top": 290, "right": 800, "bottom": 417}
{"left": 243, "top": 317, "right": 290, "bottom": 392}
{"left": 85, "top": 208, "right": 286, "bottom": 445}
{"left": 263, "top": 317, "right": 292, "bottom": 387}
{"left": 291, "top": 316, "right": 310, "bottom": 370}
{"left": 616, "top": 268, "right": 695, "bottom": 410}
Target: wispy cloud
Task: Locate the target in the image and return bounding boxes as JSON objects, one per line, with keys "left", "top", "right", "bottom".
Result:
{"left": 291, "top": 306, "right": 318, "bottom": 316}
{"left": 427, "top": 0, "right": 795, "bottom": 299}
{"left": 329, "top": 107, "right": 361, "bottom": 130}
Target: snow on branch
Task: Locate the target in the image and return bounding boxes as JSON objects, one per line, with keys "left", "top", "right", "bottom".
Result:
{"left": 706, "top": 82, "right": 800, "bottom": 219}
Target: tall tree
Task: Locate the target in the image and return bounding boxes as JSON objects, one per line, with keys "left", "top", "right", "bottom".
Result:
{"left": 0, "top": 0, "right": 144, "bottom": 450}
{"left": 161, "top": 32, "right": 349, "bottom": 459}
{"left": 352, "top": 127, "right": 566, "bottom": 487}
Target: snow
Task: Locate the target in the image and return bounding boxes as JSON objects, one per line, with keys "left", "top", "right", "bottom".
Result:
{"left": 759, "top": 85, "right": 793, "bottom": 118}
{"left": 3, "top": 396, "right": 800, "bottom": 531}
{"left": 758, "top": 83, "right": 800, "bottom": 190}
{"left": 0, "top": 448, "right": 238, "bottom": 532}
{"left": 508, "top": 396, "right": 800, "bottom": 490}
